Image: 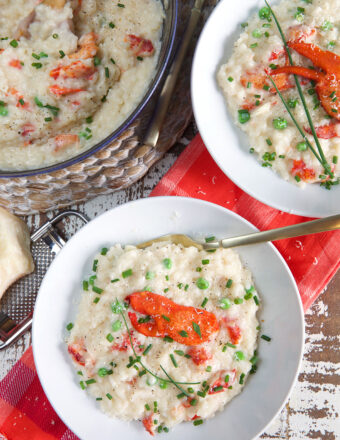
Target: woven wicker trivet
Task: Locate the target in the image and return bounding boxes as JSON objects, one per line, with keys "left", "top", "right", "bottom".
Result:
{"left": 0, "top": 1, "right": 217, "bottom": 215}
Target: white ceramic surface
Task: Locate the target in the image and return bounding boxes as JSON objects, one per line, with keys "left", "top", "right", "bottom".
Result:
{"left": 191, "top": 0, "right": 340, "bottom": 218}
{"left": 32, "top": 196, "right": 304, "bottom": 440}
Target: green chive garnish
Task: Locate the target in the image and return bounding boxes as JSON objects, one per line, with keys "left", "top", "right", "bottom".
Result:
{"left": 202, "top": 259, "right": 210, "bottom": 265}
{"left": 261, "top": 334, "right": 271, "bottom": 342}
{"left": 196, "top": 278, "right": 209, "bottom": 290}
{"left": 66, "top": 322, "right": 73, "bottom": 331}
{"left": 201, "top": 297, "right": 208, "bottom": 308}
{"left": 179, "top": 330, "right": 188, "bottom": 337}
{"left": 86, "top": 378, "right": 96, "bottom": 385}
{"left": 111, "top": 278, "right": 119, "bottom": 283}
{"left": 205, "top": 366, "right": 212, "bottom": 372}
{"left": 174, "top": 350, "right": 184, "bottom": 356}
{"left": 170, "top": 354, "right": 178, "bottom": 367}
{"left": 226, "top": 279, "right": 233, "bottom": 288}
{"left": 101, "top": 247, "right": 108, "bottom": 255}
{"left": 112, "top": 320, "right": 122, "bottom": 332}
{"left": 143, "top": 344, "right": 152, "bottom": 356}
{"left": 234, "top": 297, "right": 243, "bottom": 304}
{"left": 162, "top": 315, "right": 170, "bottom": 322}
{"left": 254, "top": 295, "right": 260, "bottom": 305}
{"left": 193, "top": 419, "right": 203, "bottom": 426}
{"left": 10, "top": 40, "right": 18, "bottom": 48}
{"left": 226, "top": 342, "right": 236, "bottom": 348}
{"left": 239, "top": 373, "right": 245, "bottom": 385}
{"left": 122, "top": 268, "right": 132, "bottom": 278}
{"left": 92, "top": 286, "right": 103, "bottom": 294}
{"left": 106, "top": 393, "right": 113, "bottom": 400}
{"left": 163, "top": 336, "right": 173, "bottom": 343}
{"left": 234, "top": 350, "right": 245, "bottom": 361}
{"left": 192, "top": 322, "right": 201, "bottom": 338}
{"left": 93, "top": 297, "right": 100, "bottom": 303}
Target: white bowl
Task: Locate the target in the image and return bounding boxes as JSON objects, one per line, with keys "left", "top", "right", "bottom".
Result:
{"left": 32, "top": 196, "right": 304, "bottom": 440}
{"left": 191, "top": 0, "right": 340, "bottom": 218}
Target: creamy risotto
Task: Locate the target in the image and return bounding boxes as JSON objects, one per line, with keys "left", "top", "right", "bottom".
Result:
{"left": 66, "top": 242, "right": 260, "bottom": 435}
{"left": 0, "top": 0, "right": 164, "bottom": 170}
{"left": 218, "top": 0, "right": 340, "bottom": 187}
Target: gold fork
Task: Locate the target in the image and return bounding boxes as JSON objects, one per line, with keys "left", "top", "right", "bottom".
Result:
{"left": 137, "top": 214, "right": 340, "bottom": 250}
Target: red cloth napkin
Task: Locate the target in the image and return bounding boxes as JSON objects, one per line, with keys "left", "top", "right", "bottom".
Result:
{"left": 1, "top": 134, "right": 339, "bottom": 439}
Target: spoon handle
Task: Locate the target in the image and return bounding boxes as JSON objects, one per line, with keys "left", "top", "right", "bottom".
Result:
{"left": 219, "top": 214, "right": 340, "bottom": 248}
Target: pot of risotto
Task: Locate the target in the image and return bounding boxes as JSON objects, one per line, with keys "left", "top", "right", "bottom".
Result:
{"left": 0, "top": 0, "right": 177, "bottom": 176}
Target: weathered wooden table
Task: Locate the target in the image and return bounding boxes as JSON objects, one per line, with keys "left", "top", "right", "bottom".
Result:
{"left": 0, "top": 124, "right": 339, "bottom": 439}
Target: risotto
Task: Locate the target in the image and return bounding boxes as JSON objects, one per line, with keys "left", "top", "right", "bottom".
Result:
{"left": 218, "top": 0, "right": 340, "bottom": 187}
{"left": 66, "top": 242, "right": 260, "bottom": 435}
{"left": 0, "top": 0, "right": 164, "bottom": 171}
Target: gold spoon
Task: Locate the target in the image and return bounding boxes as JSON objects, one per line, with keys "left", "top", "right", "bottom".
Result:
{"left": 137, "top": 213, "right": 340, "bottom": 250}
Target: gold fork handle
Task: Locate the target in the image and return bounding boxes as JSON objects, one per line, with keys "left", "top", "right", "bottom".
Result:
{"left": 144, "top": 1, "right": 205, "bottom": 147}
{"left": 216, "top": 214, "right": 340, "bottom": 248}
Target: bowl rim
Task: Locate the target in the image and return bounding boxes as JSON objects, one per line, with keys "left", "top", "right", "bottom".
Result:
{"left": 0, "top": 0, "right": 178, "bottom": 178}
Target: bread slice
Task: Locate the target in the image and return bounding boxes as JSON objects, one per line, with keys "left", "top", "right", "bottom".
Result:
{"left": 0, "top": 207, "right": 34, "bottom": 301}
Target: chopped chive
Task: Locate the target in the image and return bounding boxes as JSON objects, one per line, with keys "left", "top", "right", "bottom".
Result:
{"left": 122, "top": 268, "right": 132, "bottom": 278}
{"left": 213, "top": 386, "right": 223, "bottom": 392}
{"left": 92, "top": 259, "right": 98, "bottom": 272}
{"left": 179, "top": 330, "right": 188, "bottom": 337}
{"left": 254, "top": 295, "right": 259, "bottom": 305}
{"left": 239, "top": 373, "right": 245, "bottom": 385}
{"left": 111, "top": 278, "right": 119, "bottom": 283}
{"left": 66, "top": 322, "right": 73, "bottom": 331}
{"left": 145, "top": 403, "right": 151, "bottom": 411}
{"left": 44, "top": 117, "right": 52, "bottom": 122}
{"left": 226, "top": 279, "right": 233, "bottom": 288}
{"left": 109, "top": 22, "right": 115, "bottom": 28}
{"left": 174, "top": 350, "right": 184, "bottom": 356}
{"left": 234, "top": 297, "right": 243, "bottom": 304}
{"left": 162, "top": 315, "right": 170, "bottom": 322}
{"left": 19, "top": 98, "right": 25, "bottom": 106}
{"left": 165, "top": 275, "right": 169, "bottom": 281}
{"left": 106, "top": 393, "right": 113, "bottom": 400}
{"left": 106, "top": 333, "right": 114, "bottom": 342}
{"left": 201, "top": 297, "right": 208, "bottom": 308}
{"left": 139, "top": 369, "right": 147, "bottom": 377}
{"left": 83, "top": 280, "right": 89, "bottom": 291}
{"left": 96, "top": 397, "right": 102, "bottom": 400}
{"left": 184, "top": 284, "right": 189, "bottom": 291}
{"left": 193, "top": 419, "right": 203, "bottom": 426}
{"left": 202, "top": 259, "right": 210, "bottom": 265}
{"left": 137, "top": 56, "right": 143, "bottom": 61}
{"left": 249, "top": 147, "right": 255, "bottom": 153}
{"left": 170, "top": 354, "right": 178, "bottom": 367}
{"left": 333, "top": 156, "right": 338, "bottom": 164}
{"left": 93, "top": 297, "right": 100, "bottom": 303}
{"left": 177, "top": 392, "right": 185, "bottom": 399}
{"left": 244, "top": 292, "right": 253, "bottom": 300}
{"left": 192, "top": 322, "right": 201, "bottom": 338}
{"left": 224, "top": 374, "right": 230, "bottom": 383}
{"left": 101, "top": 247, "right": 108, "bottom": 255}
{"left": 52, "top": 33, "right": 59, "bottom": 39}
{"left": 205, "top": 236, "right": 216, "bottom": 243}
{"left": 196, "top": 267, "right": 202, "bottom": 272}
{"left": 138, "top": 316, "right": 151, "bottom": 323}
{"left": 222, "top": 345, "right": 227, "bottom": 352}
{"left": 92, "top": 286, "right": 103, "bottom": 294}
{"left": 10, "top": 39, "right": 18, "bottom": 48}
{"left": 86, "top": 378, "right": 96, "bottom": 385}
{"left": 238, "top": 108, "right": 250, "bottom": 124}
{"left": 105, "top": 67, "right": 110, "bottom": 78}
{"left": 77, "top": 370, "right": 83, "bottom": 376}
{"left": 98, "top": 367, "right": 113, "bottom": 377}
{"left": 263, "top": 84, "right": 270, "bottom": 91}
{"left": 261, "top": 334, "right": 271, "bottom": 342}
{"left": 184, "top": 354, "right": 191, "bottom": 359}
{"left": 32, "top": 62, "right": 42, "bottom": 69}
{"left": 295, "top": 175, "right": 301, "bottom": 182}
{"left": 228, "top": 76, "right": 234, "bottom": 82}
{"left": 197, "top": 391, "right": 206, "bottom": 398}
{"left": 94, "top": 56, "right": 101, "bottom": 66}
{"left": 205, "top": 366, "right": 212, "bottom": 372}
{"left": 177, "top": 283, "right": 183, "bottom": 289}
{"left": 163, "top": 288, "right": 169, "bottom": 293}
{"left": 153, "top": 401, "right": 158, "bottom": 412}
{"left": 110, "top": 58, "right": 116, "bottom": 64}
{"left": 143, "top": 344, "right": 152, "bottom": 355}
{"left": 226, "top": 342, "right": 236, "bottom": 348}
{"left": 117, "top": 3, "right": 125, "bottom": 7}
{"left": 190, "top": 398, "right": 198, "bottom": 406}
{"left": 163, "top": 336, "right": 173, "bottom": 343}
{"left": 79, "top": 381, "right": 85, "bottom": 389}
{"left": 59, "top": 50, "right": 65, "bottom": 58}
{"left": 250, "top": 43, "right": 258, "bottom": 48}
{"left": 266, "top": 138, "right": 272, "bottom": 146}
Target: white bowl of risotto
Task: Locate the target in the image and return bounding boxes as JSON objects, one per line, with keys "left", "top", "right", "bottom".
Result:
{"left": 192, "top": 0, "right": 340, "bottom": 217}
{"left": 0, "top": 0, "right": 177, "bottom": 176}
{"left": 32, "top": 196, "right": 304, "bottom": 440}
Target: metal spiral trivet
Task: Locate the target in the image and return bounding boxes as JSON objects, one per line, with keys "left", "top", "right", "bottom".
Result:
{"left": 0, "top": 1, "right": 217, "bottom": 215}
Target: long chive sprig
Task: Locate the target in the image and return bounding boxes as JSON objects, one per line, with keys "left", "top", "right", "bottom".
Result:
{"left": 265, "top": 0, "right": 332, "bottom": 175}
{"left": 268, "top": 76, "right": 324, "bottom": 166}
{"left": 120, "top": 311, "right": 199, "bottom": 392}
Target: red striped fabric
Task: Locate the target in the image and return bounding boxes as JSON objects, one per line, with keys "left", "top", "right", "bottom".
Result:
{"left": 0, "top": 134, "right": 339, "bottom": 439}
